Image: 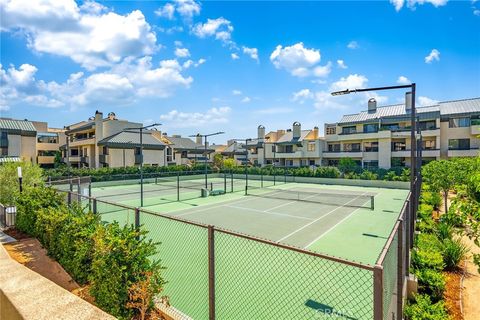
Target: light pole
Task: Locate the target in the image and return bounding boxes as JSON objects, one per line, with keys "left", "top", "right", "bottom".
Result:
{"left": 189, "top": 132, "right": 225, "bottom": 188}
{"left": 125, "top": 123, "right": 161, "bottom": 207}
{"left": 331, "top": 83, "right": 419, "bottom": 234}
{"left": 232, "top": 138, "right": 257, "bottom": 183}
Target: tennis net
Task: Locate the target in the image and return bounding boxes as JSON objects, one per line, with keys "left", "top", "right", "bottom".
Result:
{"left": 245, "top": 186, "right": 375, "bottom": 210}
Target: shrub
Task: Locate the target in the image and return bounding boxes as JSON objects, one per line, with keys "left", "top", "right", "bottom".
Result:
{"left": 412, "top": 234, "right": 444, "bottom": 271}
{"left": 89, "top": 222, "right": 164, "bottom": 319}
{"left": 404, "top": 294, "right": 450, "bottom": 320}
{"left": 421, "top": 191, "right": 442, "bottom": 210}
{"left": 414, "top": 269, "right": 445, "bottom": 302}
{"left": 359, "top": 170, "right": 378, "bottom": 180}
{"left": 383, "top": 171, "right": 398, "bottom": 181}
{"left": 15, "top": 186, "right": 65, "bottom": 236}
{"left": 338, "top": 158, "right": 358, "bottom": 174}
{"left": 435, "top": 222, "right": 453, "bottom": 242}
{"left": 416, "top": 217, "right": 436, "bottom": 234}
{"left": 440, "top": 211, "right": 465, "bottom": 228}
{"left": 417, "top": 204, "right": 434, "bottom": 221}
{"left": 314, "top": 166, "right": 340, "bottom": 178}
{"left": 442, "top": 238, "right": 468, "bottom": 270}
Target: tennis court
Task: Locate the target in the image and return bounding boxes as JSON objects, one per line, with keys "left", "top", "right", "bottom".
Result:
{"left": 64, "top": 174, "right": 411, "bottom": 319}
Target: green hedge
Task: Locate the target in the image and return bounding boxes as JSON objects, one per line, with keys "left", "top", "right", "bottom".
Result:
{"left": 14, "top": 185, "right": 164, "bottom": 319}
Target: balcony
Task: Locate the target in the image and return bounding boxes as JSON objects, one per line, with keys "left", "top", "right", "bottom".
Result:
{"left": 64, "top": 156, "right": 80, "bottom": 162}
{"left": 69, "top": 136, "right": 95, "bottom": 147}
{"left": 448, "top": 148, "right": 479, "bottom": 157}
{"left": 335, "top": 130, "right": 391, "bottom": 141}
{"left": 80, "top": 156, "right": 89, "bottom": 164}
{"left": 471, "top": 124, "right": 480, "bottom": 135}
{"left": 37, "top": 156, "right": 55, "bottom": 164}
{"left": 274, "top": 151, "right": 304, "bottom": 158}
{"left": 391, "top": 149, "right": 440, "bottom": 158}
{"left": 322, "top": 151, "right": 363, "bottom": 158}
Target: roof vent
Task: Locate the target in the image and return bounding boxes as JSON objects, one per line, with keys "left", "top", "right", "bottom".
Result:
{"left": 107, "top": 112, "right": 116, "bottom": 120}
{"left": 368, "top": 98, "right": 377, "bottom": 113}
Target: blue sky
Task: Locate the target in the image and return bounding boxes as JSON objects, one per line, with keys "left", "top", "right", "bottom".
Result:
{"left": 1, "top": 0, "right": 479, "bottom": 143}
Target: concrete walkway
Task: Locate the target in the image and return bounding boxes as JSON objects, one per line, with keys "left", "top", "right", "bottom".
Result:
{"left": 0, "top": 229, "right": 16, "bottom": 244}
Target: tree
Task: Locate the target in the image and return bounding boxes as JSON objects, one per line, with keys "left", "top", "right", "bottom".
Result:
{"left": 0, "top": 161, "right": 43, "bottom": 205}
{"left": 213, "top": 153, "right": 224, "bottom": 170}
{"left": 338, "top": 157, "right": 358, "bottom": 174}
{"left": 223, "top": 158, "right": 236, "bottom": 169}
{"left": 53, "top": 151, "right": 64, "bottom": 168}
{"left": 422, "top": 160, "right": 455, "bottom": 214}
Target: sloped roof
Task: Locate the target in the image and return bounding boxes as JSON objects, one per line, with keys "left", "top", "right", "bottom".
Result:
{"left": 98, "top": 131, "right": 166, "bottom": 149}
{"left": 0, "top": 118, "right": 37, "bottom": 136}
{"left": 276, "top": 130, "right": 311, "bottom": 145}
{"left": 222, "top": 142, "right": 246, "bottom": 155}
{"left": 338, "top": 98, "right": 480, "bottom": 125}
{"left": 165, "top": 136, "right": 214, "bottom": 153}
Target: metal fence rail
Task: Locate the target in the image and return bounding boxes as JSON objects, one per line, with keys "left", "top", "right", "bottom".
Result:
{"left": 57, "top": 173, "right": 419, "bottom": 320}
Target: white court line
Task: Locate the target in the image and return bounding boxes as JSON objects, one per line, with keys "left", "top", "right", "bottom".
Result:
{"left": 263, "top": 192, "right": 318, "bottom": 212}
{"left": 276, "top": 192, "right": 367, "bottom": 243}
{"left": 174, "top": 196, "right": 257, "bottom": 217}
{"left": 224, "top": 205, "right": 313, "bottom": 221}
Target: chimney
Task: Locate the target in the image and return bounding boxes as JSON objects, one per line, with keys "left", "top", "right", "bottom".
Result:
{"left": 405, "top": 92, "right": 412, "bottom": 112}
{"left": 107, "top": 112, "right": 116, "bottom": 120}
{"left": 195, "top": 134, "right": 202, "bottom": 145}
{"left": 293, "top": 122, "right": 301, "bottom": 139}
{"left": 257, "top": 125, "right": 265, "bottom": 140}
{"left": 312, "top": 126, "right": 319, "bottom": 139}
{"left": 368, "top": 98, "right": 377, "bottom": 113}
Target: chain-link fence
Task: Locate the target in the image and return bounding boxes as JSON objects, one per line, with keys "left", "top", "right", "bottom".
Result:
{"left": 57, "top": 175, "right": 417, "bottom": 320}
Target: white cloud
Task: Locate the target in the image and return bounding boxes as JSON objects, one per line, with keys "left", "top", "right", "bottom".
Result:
{"left": 155, "top": 3, "right": 175, "bottom": 19}
{"left": 270, "top": 42, "right": 330, "bottom": 78}
{"left": 347, "top": 41, "right": 359, "bottom": 49}
{"left": 425, "top": 49, "right": 440, "bottom": 63}
{"left": 336, "top": 60, "right": 348, "bottom": 69}
{"left": 192, "top": 17, "right": 234, "bottom": 44}
{"left": 155, "top": 0, "right": 200, "bottom": 20}
{"left": 474, "top": 9, "right": 480, "bottom": 16}
{"left": 390, "top": 0, "right": 448, "bottom": 11}
{"left": 72, "top": 73, "right": 135, "bottom": 106}
{"left": 292, "top": 89, "right": 314, "bottom": 104}
{"left": 242, "top": 46, "right": 259, "bottom": 62}
{"left": 1, "top": 0, "right": 158, "bottom": 70}
{"left": 160, "top": 106, "right": 231, "bottom": 128}
{"left": 418, "top": 96, "right": 439, "bottom": 106}
{"left": 175, "top": 47, "right": 190, "bottom": 58}
{"left": 397, "top": 75, "right": 411, "bottom": 84}
{"left": 330, "top": 74, "right": 368, "bottom": 92}
{"left": 232, "top": 90, "right": 242, "bottom": 95}
{"left": 241, "top": 97, "right": 251, "bottom": 103}
{"left": 231, "top": 53, "right": 240, "bottom": 60}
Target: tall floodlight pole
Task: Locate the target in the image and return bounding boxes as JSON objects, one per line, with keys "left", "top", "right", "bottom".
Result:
{"left": 232, "top": 138, "right": 257, "bottom": 182}
{"left": 125, "top": 123, "right": 161, "bottom": 207}
{"left": 189, "top": 132, "right": 225, "bottom": 188}
{"left": 331, "top": 83, "right": 419, "bottom": 244}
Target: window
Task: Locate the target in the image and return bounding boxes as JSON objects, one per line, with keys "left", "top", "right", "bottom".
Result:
{"left": 381, "top": 123, "right": 400, "bottom": 131}
{"left": 364, "top": 142, "right": 379, "bottom": 152}
{"left": 422, "top": 140, "right": 436, "bottom": 150}
{"left": 70, "top": 149, "right": 79, "bottom": 156}
{"left": 181, "top": 151, "right": 188, "bottom": 158}
{"left": 285, "top": 145, "right": 293, "bottom": 153}
{"left": 0, "top": 132, "right": 7, "bottom": 155}
{"left": 343, "top": 143, "right": 361, "bottom": 152}
{"left": 309, "top": 160, "right": 315, "bottom": 166}
{"left": 166, "top": 147, "right": 172, "bottom": 155}
{"left": 392, "top": 141, "right": 407, "bottom": 151}
{"left": 37, "top": 135, "right": 58, "bottom": 144}
{"left": 449, "top": 139, "right": 470, "bottom": 150}
{"left": 38, "top": 150, "right": 56, "bottom": 156}
{"left": 341, "top": 126, "right": 357, "bottom": 135}
{"left": 286, "top": 160, "right": 293, "bottom": 167}
{"left": 418, "top": 121, "right": 436, "bottom": 131}
{"left": 363, "top": 123, "right": 379, "bottom": 133}
{"left": 102, "top": 146, "right": 109, "bottom": 155}
{"left": 307, "top": 142, "right": 315, "bottom": 152}
{"left": 134, "top": 147, "right": 141, "bottom": 155}
{"left": 271, "top": 145, "right": 276, "bottom": 153}
{"left": 449, "top": 117, "right": 470, "bottom": 128}
{"left": 391, "top": 157, "right": 406, "bottom": 167}
{"left": 326, "top": 126, "right": 336, "bottom": 135}
{"left": 327, "top": 144, "right": 340, "bottom": 152}
{"left": 363, "top": 161, "right": 378, "bottom": 170}
{"left": 327, "top": 159, "right": 339, "bottom": 166}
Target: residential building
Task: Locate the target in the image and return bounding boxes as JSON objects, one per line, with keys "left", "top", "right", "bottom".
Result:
{"left": 0, "top": 118, "right": 66, "bottom": 167}
{"left": 64, "top": 111, "right": 166, "bottom": 168}
{"left": 161, "top": 134, "right": 214, "bottom": 166}
{"left": 324, "top": 97, "right": 480, "bottom": 169}
{"left": 252, "top": 123, "right": 324, "bottom": 167}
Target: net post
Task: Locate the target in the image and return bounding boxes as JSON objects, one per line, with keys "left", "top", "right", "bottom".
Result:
{"left": 92, "top": 198, "right": 97, "bottom": 214}
{"left": 397, "top": 217, "right": 404, "bottom": 318}
{"left": 77, "top": 177, "right": 81, "bottom": 202}
{"left": 245, "top": 185, "right": 248, "bottom": 196}
{"left": 230, "top": 172, "right": 233, "bottom": 193}
{"left": 284, "top": 170, "right": 287, "bottom": 184}
{"left": 177, "top": 172, "right": 180, "bottom": 201}
{"left": 208, "top": 225, "right": 215, "bottom": 320}
{"left": 224, "top": 173, "right": 227, "bottom": 192}
{"left": 67, "top": 191, "right": 72, "bottom": 206}
{"left": 210, "top": 182, "right": 213, "bottom": 191}
{"left": 69, "top": 178, "right": 73, "bottom": 192}
{"left": 134, "top": 207, "right": 140, "bottom": 241}
{"left": 373, "top": 264, "right": 384, "bottom": 320}
{"left": 261, "top": 172, "right": 263, "bottom": 188}
{"left": 371, "top": 196, "right": 375, "bottom": 210}
{"left": 273, "top": 171, "right": 276, "bottom": 186}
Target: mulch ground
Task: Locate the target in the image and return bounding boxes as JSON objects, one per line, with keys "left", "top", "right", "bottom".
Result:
{"left": 3, "top": 227, "right": 32, "bottom": 240}
{"left": 444, "top": 269, "right": 464, "bottom": 320}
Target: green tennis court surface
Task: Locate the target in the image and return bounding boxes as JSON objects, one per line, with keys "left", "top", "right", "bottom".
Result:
{"left": 90, "top": 176, "right": 409, "bottom": 319}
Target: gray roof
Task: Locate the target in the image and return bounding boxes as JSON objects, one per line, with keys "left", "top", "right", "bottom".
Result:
{"left": 65, "top": 121, "right": 94, "bottom": 134}
{"left": 222, "top": 143, "right": 246, "bottom": 155}
{"left": 98, "top": 131, "right": 166, "bottom": 149}
{"left": 276, "top": 130, "right": 311, "bottom": 145}
{"left": 166, "top": 136, "right": 213, "bottom": 153}
{"left": 338, "top": 98, "right": 480, "bottom": 125}
{"left": 0, "top": 118, "right": 37, "bottom": 136}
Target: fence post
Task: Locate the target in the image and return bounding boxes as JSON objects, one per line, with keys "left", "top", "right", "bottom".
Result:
{"left": 135, "top": 208, "right": 140, "bottom": 241}
{"left": 261, "top": 172, "right": 264, "bottom": 188}
{"left": 397, "top": 218, "right": 404, "bottom": 318}
{"left": 373, "top": 265, "right": 384, "bottom": 320}
{"left": 208, "top": 225, "right": 215, "bottom": 320}
{"left": 67, "top": 191, "right": 72, "bottom": 206}
{"left": 92, "top": 198, "right": 97, "bottom": 214}
{"left": 224, "top": 173, "right": 227, "bottom": 192}
{"left": 88, "top": 182, "right": 92, "bottom": 198}
{"left": 230, "top": 172, "right": 233, "bottom": 193}
{"left": 177, "top": 172, "right": 180, "bottom": 201}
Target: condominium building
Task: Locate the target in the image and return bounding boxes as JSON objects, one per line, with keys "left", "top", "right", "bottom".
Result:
{"left": 161, "top": 134, "right": 214, "bottom": 166}
{"left": 0, "top": 118, "right": 66, "bottom": 167}
{"left": 64, "top": 111, "right": 166, "bottom": 168}
{"left": 323, "top": 97, "right": 480, "bottom": 169}
{"left": 251, "top": 123, "right": 324, "bottom": 167}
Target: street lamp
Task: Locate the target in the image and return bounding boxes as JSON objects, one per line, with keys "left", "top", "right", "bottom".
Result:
{"left": 189, "top": 132, "right": 225, "bottom": 188}
{"left": 331, "top": 83, "right": 419, "bottom": 224}
{"left": 125, "top": 123, "right": 162, "bottom": 207}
